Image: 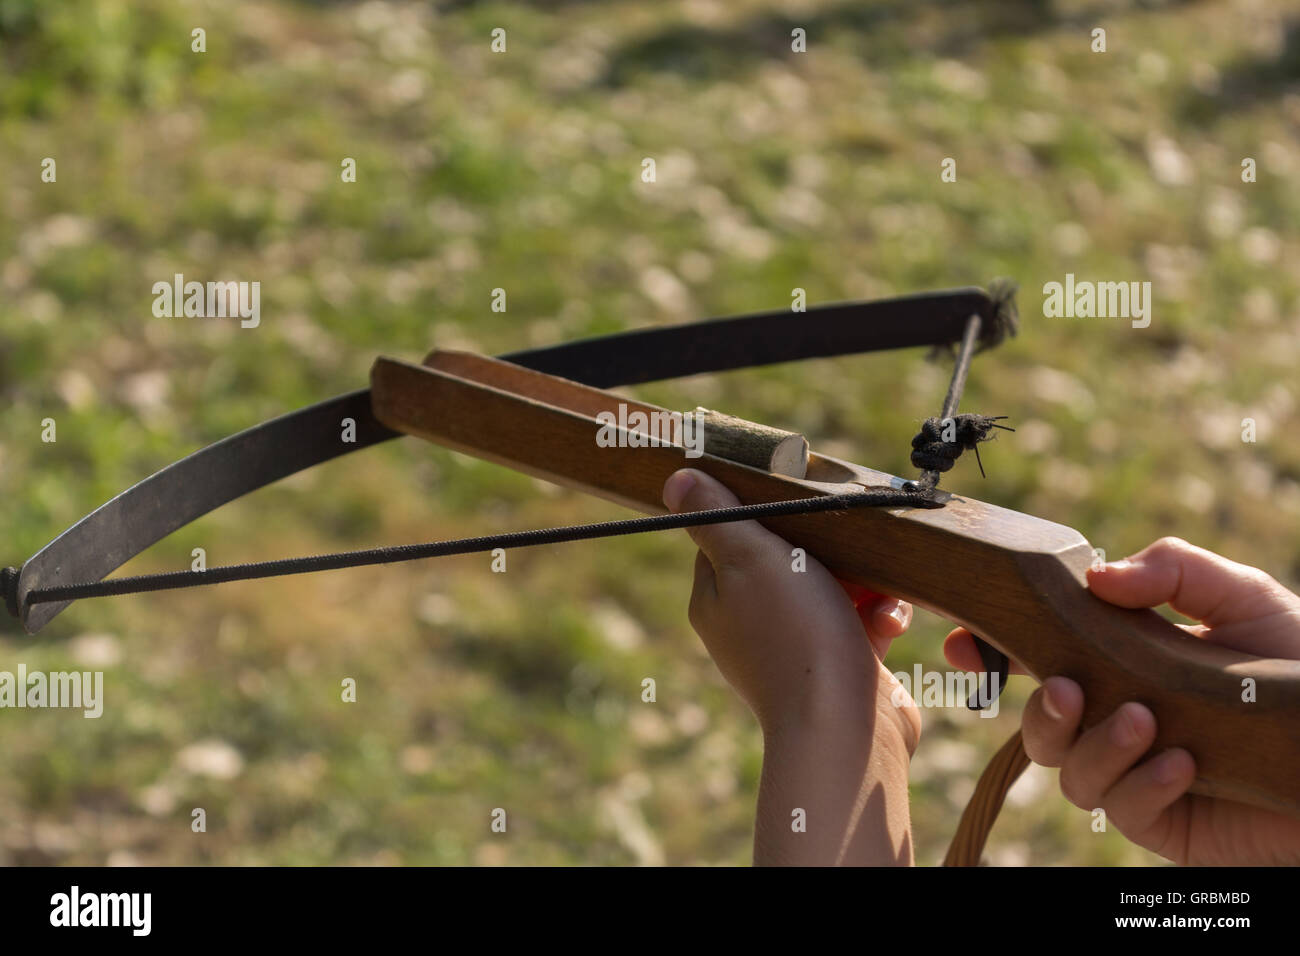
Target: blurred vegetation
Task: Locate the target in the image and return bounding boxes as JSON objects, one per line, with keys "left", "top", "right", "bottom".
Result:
{"left": 0, "top": 0, "right": 1297, "bottom": 865}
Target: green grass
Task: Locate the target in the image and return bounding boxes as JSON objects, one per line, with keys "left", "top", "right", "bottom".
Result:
{"left": 1, "top": 0, "right": 1298, "bottom": 865}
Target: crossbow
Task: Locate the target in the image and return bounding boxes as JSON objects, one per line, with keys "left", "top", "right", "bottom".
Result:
{"left": 4, "top": 283, "right": 1299, "bottom": 865}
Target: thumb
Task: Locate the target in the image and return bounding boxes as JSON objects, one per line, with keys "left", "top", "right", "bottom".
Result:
{"left": 662, "top": 469, "right": 788, "bottom": 577}
{"left": 1088, "top": 537, "right": 1297, "bottom": 634}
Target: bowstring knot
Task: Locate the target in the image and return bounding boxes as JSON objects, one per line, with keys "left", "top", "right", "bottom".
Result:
{"left": 910, "top": 414, "right": 1013, "bottom": 478}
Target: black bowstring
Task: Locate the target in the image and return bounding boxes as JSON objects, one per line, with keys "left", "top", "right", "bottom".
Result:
{"left": 12, "top": 490, "right": 940, "bottom": 607}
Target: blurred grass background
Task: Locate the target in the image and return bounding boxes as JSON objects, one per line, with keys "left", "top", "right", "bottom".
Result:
{"left": 0, "top": 0, "right": 1297, "bottom": 865}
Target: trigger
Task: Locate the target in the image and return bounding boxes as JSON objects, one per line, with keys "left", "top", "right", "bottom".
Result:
{"left": 967, "top": 635, "right": 1009, "bottom": 710}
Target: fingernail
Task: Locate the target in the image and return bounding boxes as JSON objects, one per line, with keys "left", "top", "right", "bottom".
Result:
{"left": 1041, "top": 682, "right": 1063, "bottom": 721}
{"left": 1153, "top": 749, "right": 1187, "bottom": 785}
{"left": 1100, "top": 559, "right": 1132, "bottom": 572}
{"left": 886, "top": 602, "right": 912, "bottom": 629}
{"left": 663, "top": 471, "right": 697, "bottom": 512}
{"left": 1109, "top": 704, "right": 1144, "bottom": 747}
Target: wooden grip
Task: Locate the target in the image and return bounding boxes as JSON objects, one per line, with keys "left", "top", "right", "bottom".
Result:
{"left": 371, "top": 350, "right": 1300, "bottom": 817}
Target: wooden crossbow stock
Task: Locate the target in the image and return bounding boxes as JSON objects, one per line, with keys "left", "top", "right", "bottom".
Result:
{"left": 5, "top": 284, "right": 1299, "bottom": 864}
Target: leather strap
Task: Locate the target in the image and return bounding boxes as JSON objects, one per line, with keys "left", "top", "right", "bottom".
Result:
{"left": 944, "top": 728, "right": 1032, "bottom": 866}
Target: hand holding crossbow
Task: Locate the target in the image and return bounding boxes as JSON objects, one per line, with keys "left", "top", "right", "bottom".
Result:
{"left": 5, "top": 283, "right": 1298, "bottom": 863}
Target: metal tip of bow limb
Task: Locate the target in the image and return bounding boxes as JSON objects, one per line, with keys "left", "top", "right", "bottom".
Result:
{"left": 925, "top": 279, "right": 1019, "bottom": 363}
{"left": 980, "top": 278, "right": 1019, "bottom": 352}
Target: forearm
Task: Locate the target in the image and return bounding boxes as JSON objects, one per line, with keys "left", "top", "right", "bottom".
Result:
{"left": 753, "top": 695, "right": 914, "bottom": 866}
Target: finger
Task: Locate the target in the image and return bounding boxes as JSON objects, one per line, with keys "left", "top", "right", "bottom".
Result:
{"left": 686, "top": 550, "right": 718, "bottom": 636}
{"left": 662, "top": 469, "right": 788, "bottom": 579}
{"left": 863, "top": 598, "right": 912, "bottom": 660}
{"left": 867, "top": 598, "right": 912, "bottom": 639}
{"left": 942, "top": 628, "right": 1029, "bottom": 676}
{"left": 1101, "top": 748, "right": 1197, "bottom": 855}
{"left": 1087, "top": 537, "right": 1294, "bottom": 631}
{"left": 880, "top": 664, "right": 923, "bottom": 754}
{"left": 692, "top": 549, "right": 716, "bottom": 597}
{"left": 841, "top": 582, "right": 907, "bottom": 655}
{"left": 1057, "top": 702, "right": 1158, "bottom": 811}
{"left": 1020, "top": 676, "right": 1084, "bottom": 767}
